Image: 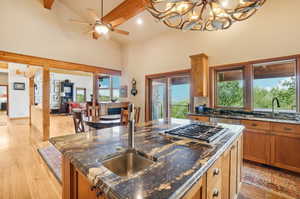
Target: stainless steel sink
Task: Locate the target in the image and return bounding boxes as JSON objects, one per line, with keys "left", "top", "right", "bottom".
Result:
{"left": 102, "top": 149, "right": 155, "bottom": 177}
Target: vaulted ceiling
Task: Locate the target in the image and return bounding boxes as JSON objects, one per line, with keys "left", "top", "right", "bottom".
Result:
{"left": 49, "top": 0, "right": 174, "bottom": 44}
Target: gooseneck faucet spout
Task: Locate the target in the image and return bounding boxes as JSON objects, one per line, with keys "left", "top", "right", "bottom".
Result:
{"left": 128, "top": 104, "right": 135, "bottom": 149}
{"left": 272, "top": 97, "right": 280, "bottom": 116}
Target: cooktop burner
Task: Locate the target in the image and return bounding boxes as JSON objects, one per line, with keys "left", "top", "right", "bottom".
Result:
{"left": 165, "top": 123, "right": 227, "bottom": 143}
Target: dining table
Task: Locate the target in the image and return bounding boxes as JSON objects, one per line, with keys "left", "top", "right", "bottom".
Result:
{"left": 99, "top": 114, "right": 121, "bottom": 121}
{"left": 83, "top": 116, "right": 121, "bottom": 130}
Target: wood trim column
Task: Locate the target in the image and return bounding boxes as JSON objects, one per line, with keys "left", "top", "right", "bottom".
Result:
{"left": 42, "top": 68, "right": 50, "bottom": 141}
{"left": 29, "top": 77, "right": 35, "bottom": 126}
{"left": 92, "top": 73, "right": 99, "bottom": 107}
{"left": 190, "top": 53, "right": 209, "bottom": 97}
{"left": 244, "top": 64, "right": 253, "bottom": 110}
{"left": 297, "top": 56, "right": 300, "bottom": 112}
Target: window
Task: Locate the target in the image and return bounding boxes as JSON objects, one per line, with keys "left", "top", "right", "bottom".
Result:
{"left": 76, "top": 88, "right": 86, "bottom": 102}
{"left": 212, "top": 56, "right": 299, "bottom": 112}
{"left": 216, "top": 69, "right": 244, "bottom": 108}
{"left": 253, "top": 59, "right": 297, "bottom": 112}
{"left": 98, "top": 75, "right": 121, "bottom": 101}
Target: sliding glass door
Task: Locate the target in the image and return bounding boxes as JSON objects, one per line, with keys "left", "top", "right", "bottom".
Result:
{"left": 151, "top": 78, "right": 168, "bottom": 120}
{"left": 150, "top": 75, "right": 191, "bottom": 120}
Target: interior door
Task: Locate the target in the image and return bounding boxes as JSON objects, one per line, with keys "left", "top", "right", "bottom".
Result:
{"left": 151, "top": 78, "right": 168, "bottom": 120}
{"left": 0, "top": 85, "right": 8, "bottom": 114}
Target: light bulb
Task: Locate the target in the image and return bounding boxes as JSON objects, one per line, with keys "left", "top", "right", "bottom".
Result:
{"left": 95, "top": 24, "right": 109, "bottom": 34}
{"left": 218, "top": 0, "right": 239, "bottom": 10}
{"left": 136, "top": 18, "right": 143, "bottom": 25}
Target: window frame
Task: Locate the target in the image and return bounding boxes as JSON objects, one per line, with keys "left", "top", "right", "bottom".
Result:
{"left": 214, "top": 66, "right": 247, "bottom": 109}
{"left": 98, "top": 75, "right": 121, "bottom": 102}
{"left": 210, "top": 55, "right": 300, "bottom": 112}
{"left": 145, "top": 69, "right": 192, "bottom": 122}
{"left": 75, "top": 87, "right": 86, "bottom": 103}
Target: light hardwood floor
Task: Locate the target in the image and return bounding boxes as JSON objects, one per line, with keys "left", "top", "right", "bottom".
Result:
{"left": 0, "top": 114, "right": 294, "bottom": 199}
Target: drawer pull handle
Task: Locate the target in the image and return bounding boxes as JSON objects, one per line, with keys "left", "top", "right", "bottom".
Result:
{"left": 284, "top": 127, "right": 292, "bottom": 131}
{"left": 213, "top": 189, "right": 219, "bottom": 197}
{"left": 213, "top": 168, "right": 220, "bottom": 176}
{"left": 251, "top": 123, "right": 258, "bottom": 127}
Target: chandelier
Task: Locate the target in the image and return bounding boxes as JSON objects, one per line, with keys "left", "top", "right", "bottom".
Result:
{"left": 145, "top": 0, "right": 266, "bottom": 31}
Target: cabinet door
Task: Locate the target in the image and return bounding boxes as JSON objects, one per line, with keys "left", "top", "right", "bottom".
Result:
{"left": 243, "top": 130, "right": 271, "bottom": 164}
{"left": 271, "top": 135, "right": 300, "bottom": 173}
{"left": 229, "top": 142, "right": 238, "bottom": 199}
{"left": 77, "top": 171, "right": 104, "bottom": 199}
{"left": 183, "top": 177, "right": 205, "bottom": 199}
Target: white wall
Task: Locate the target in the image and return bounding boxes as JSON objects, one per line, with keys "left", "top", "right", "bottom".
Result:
{"left": 0, "top": 0, "right": 122, "bottom": 70}
{"left": 122, "top": 0, "right": 300, "bottom": 121}
{"left": 50, "top": 73, "right": 93, "bottom": 102}
{"left": 8, "top": 63, "right": 30, "bottom": 118}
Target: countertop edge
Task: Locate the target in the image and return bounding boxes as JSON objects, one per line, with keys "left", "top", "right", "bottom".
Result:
{"left": 188, "top": 113, "right": 300, "bottom": 125}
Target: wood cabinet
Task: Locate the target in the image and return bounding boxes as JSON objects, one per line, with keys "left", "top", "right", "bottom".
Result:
{"left": 242, "top": 120, "right": 300, "bottom": 173}
{"left": 188, "top": 115, "right": 210, "bottom": 122}
{"left": 190, "top": 53, "right": 209, "bottom": 97}
{"left": 243, "top": 130, "right": 271, "bottom": 164}
{"left": 185, "top": 135, "right": 243, "bottom": 199}
{"left": 77, "top": 171, "right": 103, "bottom": 199}
{"left": 271, "top": 135, "right": 300, "bottom": 173}
{"left": 63, "top": 135, "right": 242, "bottom": 199}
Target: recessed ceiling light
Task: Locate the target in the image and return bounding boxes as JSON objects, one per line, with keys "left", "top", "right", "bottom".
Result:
{"left": 136, "top": 18, "right": 143, "bottom": 25}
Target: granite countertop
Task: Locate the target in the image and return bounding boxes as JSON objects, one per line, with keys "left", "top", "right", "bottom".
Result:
{"left": 188, "top": 112, "right": 300, "bottom": 125}
{"left": 50, "top": 118, "right": 244, "bottom": 199}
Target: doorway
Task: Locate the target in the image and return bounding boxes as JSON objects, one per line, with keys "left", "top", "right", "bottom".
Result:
{"left": 147, "top": 72, "right": 191, "bottom": 121}
{"left": 0, "top": 85, "right": 8, "bottom": 124}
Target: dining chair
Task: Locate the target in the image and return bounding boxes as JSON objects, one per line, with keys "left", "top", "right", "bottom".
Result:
{"left": 87, "top": 105, "right": 100, "bottom": 117}
{"left": 120, "top": 107, "right": 141, "bottom": 125}
{"left": 72, "top": 111, "right": 85, "bottom": 133}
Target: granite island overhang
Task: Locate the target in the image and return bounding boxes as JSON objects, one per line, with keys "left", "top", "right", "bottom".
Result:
{"left": 49, "top": 118, "right": 244, "bottom": 199}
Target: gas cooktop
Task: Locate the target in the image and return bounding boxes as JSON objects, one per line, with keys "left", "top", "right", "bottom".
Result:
{"left": 165, "top": 123, "right": 228, "bottom": 143}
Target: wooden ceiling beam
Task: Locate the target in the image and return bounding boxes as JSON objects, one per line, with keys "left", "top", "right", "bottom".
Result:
{"left": 0, "top": 51, "right": 121, "bottom": 76}
{"left": 102, "top": 0, "right": 146, "bottom": 27}
{"left": 44, "top": 0, "right": 55, "bottom": 9}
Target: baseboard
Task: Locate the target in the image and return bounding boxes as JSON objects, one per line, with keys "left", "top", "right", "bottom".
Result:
{"left": 9, "top": 117, "right": 29, "bottom": 120}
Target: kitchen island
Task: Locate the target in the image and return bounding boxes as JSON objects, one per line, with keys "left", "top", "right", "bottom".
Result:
{"left": 50, "top": 118, "right": 244, "bottom": 199}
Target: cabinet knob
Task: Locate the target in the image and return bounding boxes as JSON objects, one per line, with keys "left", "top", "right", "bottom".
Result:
{"left": 251, "top": 123, "right": 258, "bottom": 127}
{"left": 284, "top": 127, "right": 292, "bottom": 131}
{"left": 213, "top": 189, "right": 219, "bottom": 197}
{"left": 213, "top": 168, "right": 220, "bottom": 176}
{"left": 96, "top": 190, "right": 103, "bottom": 197}
{"left": 90, "top": 186, "right": 96, "bottom": 191}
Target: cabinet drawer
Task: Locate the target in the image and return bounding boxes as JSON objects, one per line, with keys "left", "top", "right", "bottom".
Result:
{"left": 188, "top": 115, "right": 210, "bottom": 122}
{"left": 207, "top": 158, "right": 222, "bottom": 199}
{"left": 241, "top": 120, "right": 270, "bottom": 131}
{"left": 271, "top": 123, "right": 298, "bottom": 134}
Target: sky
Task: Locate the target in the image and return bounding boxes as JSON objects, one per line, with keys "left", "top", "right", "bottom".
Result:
{"left": 253, "top": 77, "right": 292, "bottom": 91}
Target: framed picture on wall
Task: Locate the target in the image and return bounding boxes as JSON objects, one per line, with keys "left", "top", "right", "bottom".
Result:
{"left": 13, "top": 82, "right": 25, "bottom": 90}
{"left": 120, "top": 85, "right": 128, "bottom": 98}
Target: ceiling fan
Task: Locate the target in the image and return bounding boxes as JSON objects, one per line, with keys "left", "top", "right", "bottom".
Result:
{"left": 70, "top": 0, "right": 130, "bottom": 40}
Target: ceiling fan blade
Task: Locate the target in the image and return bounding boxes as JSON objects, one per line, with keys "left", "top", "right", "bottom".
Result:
{"left": 87, "top": 8, "right": 101, "bottom": 21}
{"left": 101, "top": 0, "right": 146, "bottom": 28}
{"left": 113, "top": 29, "right": 130, "bottom": 35}
{"left": 70, "top": 19, "right": 90, "bottom": 25}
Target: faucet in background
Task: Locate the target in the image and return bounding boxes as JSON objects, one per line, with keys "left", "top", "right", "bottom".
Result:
{"left": 272, "top": 97, "right": 280, "bottom": 117}
{"left": 128, "top": 104, "right": 135, "bottom": 149}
